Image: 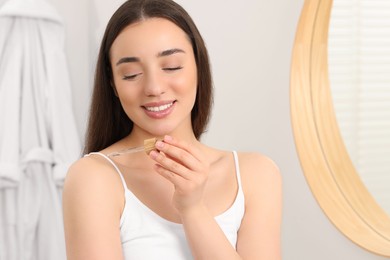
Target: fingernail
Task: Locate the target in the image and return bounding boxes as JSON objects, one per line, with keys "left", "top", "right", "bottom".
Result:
{"left": 164, "top": 135, "right": 173, "bottom": 141}
{"left": 149, "top": 150, "right": 158, "bottom": 159}
{"left": 156, "top": 141, "right": 164, "bottom": 148}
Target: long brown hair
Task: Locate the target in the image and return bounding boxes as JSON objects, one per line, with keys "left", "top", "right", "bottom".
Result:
{"left": 84, "top": 0, "right": 213, "bottom": 154}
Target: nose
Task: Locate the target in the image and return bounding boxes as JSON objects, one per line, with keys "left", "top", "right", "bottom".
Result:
{"left": 143, "top": 70, "right": 165, "bottom": 97}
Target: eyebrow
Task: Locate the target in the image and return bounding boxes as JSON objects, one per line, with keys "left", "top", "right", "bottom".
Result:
{"left": 158, "top": 48, "right": 185, "bottom": 57}
{"left": 115, "top": 48, "right": 185, "bottom": 66}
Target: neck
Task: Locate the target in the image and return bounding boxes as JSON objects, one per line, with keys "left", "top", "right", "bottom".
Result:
{"left": 124, "top": 126, "right": 200, "bottom": 148}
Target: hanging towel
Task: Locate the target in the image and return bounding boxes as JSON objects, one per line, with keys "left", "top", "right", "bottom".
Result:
{"left": 0, "top": 0, "right": 81, "bottom": 259}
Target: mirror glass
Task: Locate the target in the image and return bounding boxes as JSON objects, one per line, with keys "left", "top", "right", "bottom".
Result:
{"left": 328, "top": 0, "right": 390, "bottom": 214}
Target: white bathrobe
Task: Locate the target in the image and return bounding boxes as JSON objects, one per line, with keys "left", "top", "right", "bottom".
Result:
{"left": 0, "top": 0, "right": 81, "bottom": 259}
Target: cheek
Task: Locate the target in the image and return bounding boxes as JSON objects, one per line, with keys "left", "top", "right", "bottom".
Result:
{"left": 174, "top": 77, "right": 196, "bottom": 93}
{"left": 114, "top": 77, "right": 139, "bottom": 99}
{"left": 175, "top": 67, "right": 198, "bottom": 95}
{"left": 118, "top": 95, "right": 139, "bottom": 122}
{"left": 115, "top": 85, "right": 139, "bottom": 111}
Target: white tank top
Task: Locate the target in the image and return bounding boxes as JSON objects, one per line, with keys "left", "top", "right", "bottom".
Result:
{"left": 87, "top": 151, "right": 245, "bottom": 260}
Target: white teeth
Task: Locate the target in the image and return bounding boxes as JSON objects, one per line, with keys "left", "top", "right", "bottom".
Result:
{"left": 145, "top": 102, "right": 173, "bottom": 112}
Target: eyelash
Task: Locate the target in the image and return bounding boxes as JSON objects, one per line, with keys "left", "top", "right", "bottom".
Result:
{"left": 122, "top": 66, "right": 183, "bottom": 80}
{"left": 122, "top": 74, "right": 140, "bottom": 80}
{"left": 163, "top": 66, "right": 183, "bottom": 71}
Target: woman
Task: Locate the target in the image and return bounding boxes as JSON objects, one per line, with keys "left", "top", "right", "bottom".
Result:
{"left": 62, "top": 0, "right": 282, "bottom": 259}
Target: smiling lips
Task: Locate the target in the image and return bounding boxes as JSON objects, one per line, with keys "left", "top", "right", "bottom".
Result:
{"left": 143, "top": 101, "right": 176, "bottom": 119}
{"left": 145, "top": 102, "right": 174, "bottom": 112}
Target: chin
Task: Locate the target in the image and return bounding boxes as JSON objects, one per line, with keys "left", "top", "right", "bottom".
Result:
{"left": 144, "top": 126, "right": 176, "bottom": 138}
{"left": 134, "top": 116, "right": 191, "bottom": 138}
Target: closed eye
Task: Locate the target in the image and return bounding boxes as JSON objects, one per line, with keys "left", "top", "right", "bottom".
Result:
{"left": 122, "top": 73, "right": 142, "bottom": 80}
{"left": 163, "top": 66, "right": 183, "bottom": 71}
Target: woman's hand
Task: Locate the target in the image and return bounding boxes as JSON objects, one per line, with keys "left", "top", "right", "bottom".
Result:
{"left": 149, "top": 135, "right": 210, "bottom": 215}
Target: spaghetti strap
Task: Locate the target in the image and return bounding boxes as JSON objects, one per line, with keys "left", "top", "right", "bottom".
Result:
{"left": 232, "top": 151, "right": 242, "bottom": 189}
{"left": 85, "top": 152, "right": 128, "bottom": 191}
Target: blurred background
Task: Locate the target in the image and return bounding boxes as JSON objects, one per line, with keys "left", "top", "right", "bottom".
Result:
{"left": 0, "top": 0, "right": 387, "bottom": 259}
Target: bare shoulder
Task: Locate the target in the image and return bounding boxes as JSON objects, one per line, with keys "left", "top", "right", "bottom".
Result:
{"left": 62, "top": 155, "right": 125, "bottom": 259}
{"left": 236, "top": 152, "right": 281, "bottom": 179}
{"left": 63, "top": 155, "right": 124, "bottom": 201}
{"left": 235, "top": 152, "right": 282, "bottom": 258}
{"left": 65, "top": 155, "right": 118, "bottom": 183}
{"left": 235, "top": 152, "right": 282, "bottom": 199}
{"left": 63, "top": 154, "right": 125, "bottom": 219}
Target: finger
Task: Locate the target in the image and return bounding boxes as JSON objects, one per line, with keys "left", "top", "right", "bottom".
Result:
{"left": 162, "top": 135, "right": 207, "bottom": 164}
{"left": 154, "top": 164, "right": 186, "bottom": 187}
{"left": 155, "top": 140, "right": 199, "bottom": 171}
{"left": 154, "top": 163, "right": 174, "bottom": 181}
{"left": 149, "top": 150, "right": 192, "bottom": 180}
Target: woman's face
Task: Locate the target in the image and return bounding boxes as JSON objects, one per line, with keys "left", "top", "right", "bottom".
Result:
{"left": 110, "top": 18, "right": 198, "bottom": 138}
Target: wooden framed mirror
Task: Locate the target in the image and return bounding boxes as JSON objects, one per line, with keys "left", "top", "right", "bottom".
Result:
{"left": 290, "top": 0, "right": 390, "bottom": 256}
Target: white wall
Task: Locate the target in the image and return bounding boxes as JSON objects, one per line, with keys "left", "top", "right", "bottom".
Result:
{"left": 47, "top": 0, "right": 389, "bottom": 259}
